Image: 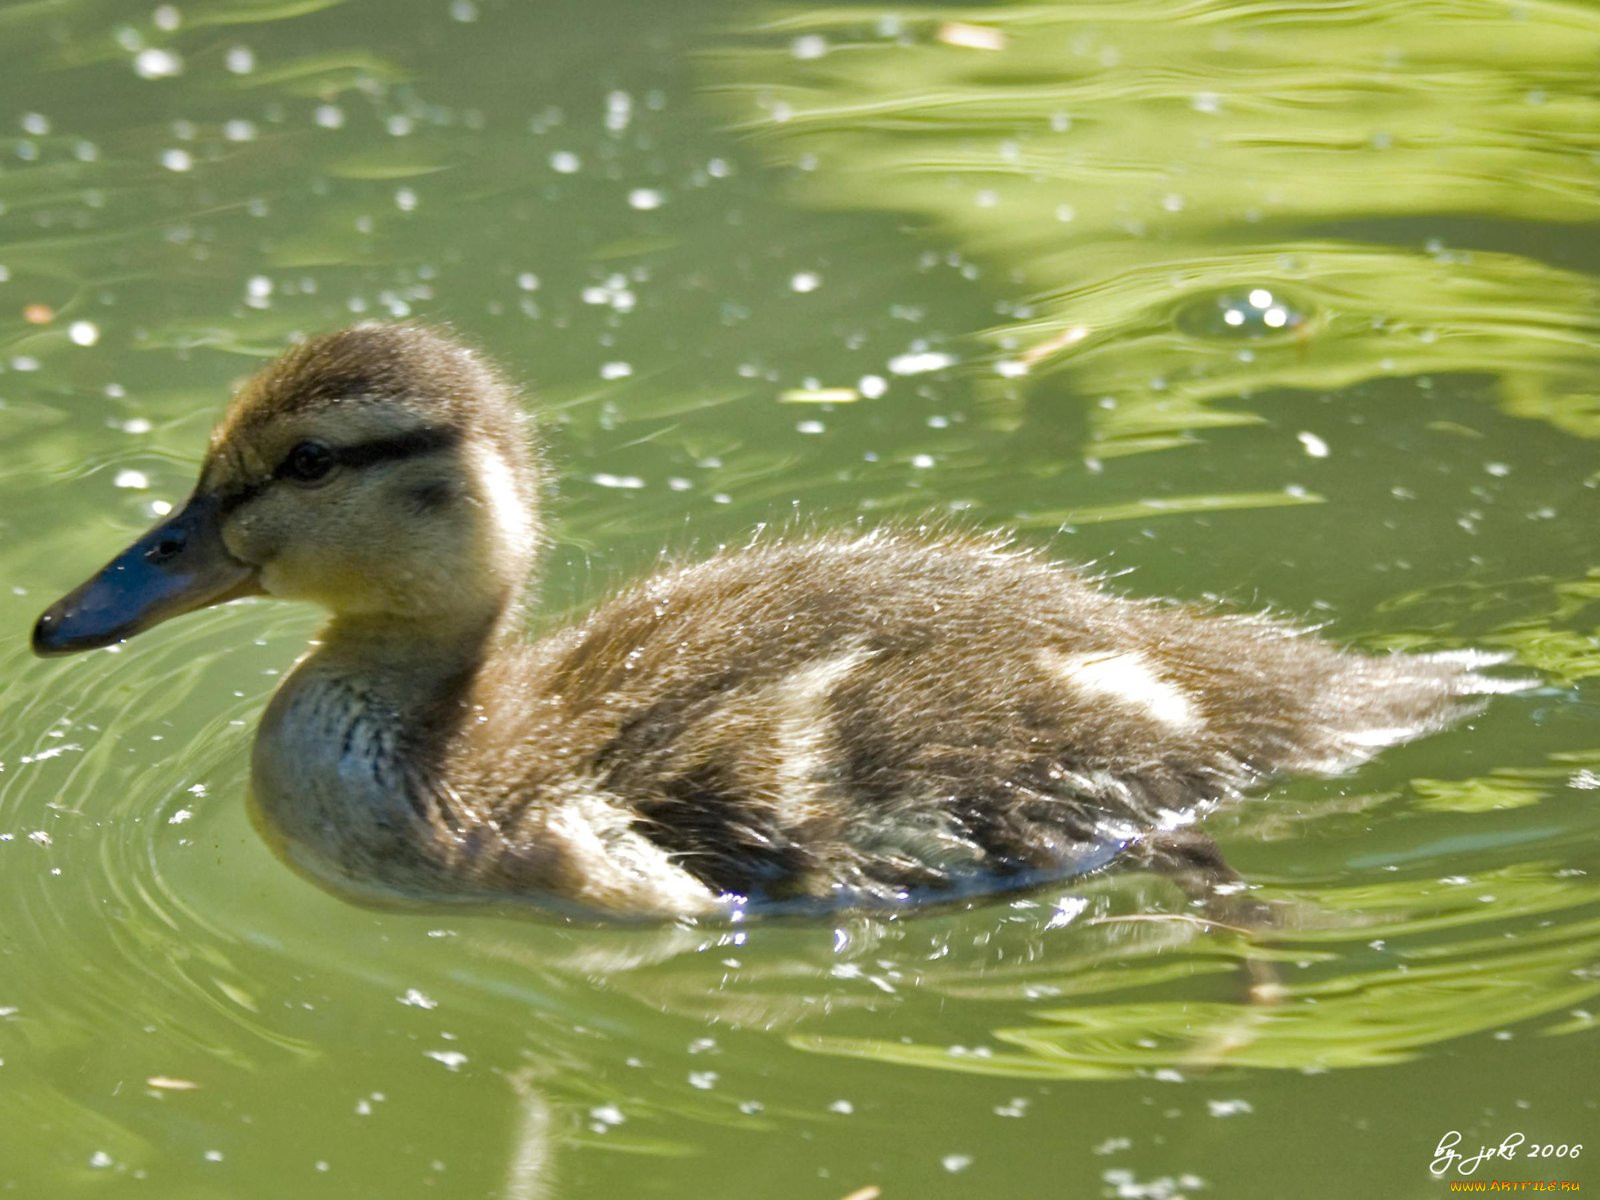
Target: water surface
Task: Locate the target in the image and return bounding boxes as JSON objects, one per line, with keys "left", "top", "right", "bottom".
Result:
{"left": 1, "top": 1, "right": 1597, "bottom": 1196}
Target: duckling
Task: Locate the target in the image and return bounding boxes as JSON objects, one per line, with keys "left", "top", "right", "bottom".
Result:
{"left": 32, "top": 324, "right": 1519, "bottom": 919}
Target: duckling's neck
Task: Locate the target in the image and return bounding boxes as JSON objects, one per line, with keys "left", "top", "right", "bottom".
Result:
{"left": 248, "top": 603, "right": 514, "bottom": 904}
{"left": 316, "top": 607, "right": 510, "bottom": 714}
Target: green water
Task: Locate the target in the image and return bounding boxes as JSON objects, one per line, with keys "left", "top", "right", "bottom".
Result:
{"left": 2, "top": 0, "right": 1597, "bottom": 1195}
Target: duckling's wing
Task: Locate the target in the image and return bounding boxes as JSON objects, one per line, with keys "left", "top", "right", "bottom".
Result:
{"left": 508, "top": 533, "right": 1526, "bottom": 909}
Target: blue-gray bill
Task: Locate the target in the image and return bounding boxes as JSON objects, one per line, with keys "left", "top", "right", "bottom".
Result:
{"left": 31, "top": 492, "right": 261, "bottom": 656}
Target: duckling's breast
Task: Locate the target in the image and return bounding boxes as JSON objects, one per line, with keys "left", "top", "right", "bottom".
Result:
{"left": 250, "top": 663, "right": 448, "bottom": 904}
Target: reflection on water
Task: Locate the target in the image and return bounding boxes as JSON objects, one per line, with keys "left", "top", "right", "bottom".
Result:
{"left": 711, "top": 2, "right": 1600, "bottom": 462}
{"left": 0, "top": 0, "right": 1596, "bottom": 1196}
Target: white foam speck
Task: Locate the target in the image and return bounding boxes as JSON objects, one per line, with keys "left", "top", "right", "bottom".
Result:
{"left": 134, "top": 48, "right": 182, "bottom": 79}
{"left": 888, "top": 350, "right": 955, "bottom": 376}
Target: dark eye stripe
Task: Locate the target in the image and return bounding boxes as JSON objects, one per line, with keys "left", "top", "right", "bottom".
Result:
{"left": 215, "top": 425, "right": 461, "bottom": 514}
{"left": 326, "top": 425, "right": 460, "bottom": 470}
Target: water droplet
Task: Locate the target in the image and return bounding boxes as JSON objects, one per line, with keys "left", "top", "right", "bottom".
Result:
{"left": 134, "top": 47, "right": 183, "bottom": 79}
{"left": 590, "top": 472, "right": 644, "bottom": 489}
{"left": 1175, "top": 285, "right": 1312, "bottom": 341}
{"left": 1297, "top": 431, "right": 1329, "bottom": 459}
{"left": 888, "top": 350, "right": 955, "bottom": 376}
{"left": 792, "top": 34, "right": 828, "bottom": 60}
{"left": 605, "top": 91, "right": 632, "bottom": 133}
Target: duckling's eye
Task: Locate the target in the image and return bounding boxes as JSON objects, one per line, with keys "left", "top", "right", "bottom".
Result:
{"left": 279, "top": 440, "right": 335, "bottom": 484}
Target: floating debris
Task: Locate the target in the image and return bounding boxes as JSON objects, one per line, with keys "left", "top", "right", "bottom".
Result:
{"left": 146, "top": 1076, "right": 201, "bottom": 1091}
{"left": 1020, "top": 324, "right": 1090, "bottom": 367}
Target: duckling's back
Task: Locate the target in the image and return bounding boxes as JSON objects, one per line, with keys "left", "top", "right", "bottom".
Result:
{"left": 458, "top": 530, "right": 1513, "bottom": 910}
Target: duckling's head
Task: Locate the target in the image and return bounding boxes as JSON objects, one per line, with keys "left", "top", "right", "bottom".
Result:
{"left": 34, "top": 324, "right": 541, "bottom": 655}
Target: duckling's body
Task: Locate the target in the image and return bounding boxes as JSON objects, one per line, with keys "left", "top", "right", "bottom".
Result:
{"left": 34, "top": 325, "right": 1517, "bottom": 919}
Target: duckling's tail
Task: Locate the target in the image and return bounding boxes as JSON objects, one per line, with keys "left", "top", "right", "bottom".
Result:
{"left": 1279, "top": 647, "right": 1532, "bottom": 776}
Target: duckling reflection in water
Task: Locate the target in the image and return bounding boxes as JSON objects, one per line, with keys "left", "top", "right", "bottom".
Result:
{"left": 32, "top": 324, "right": 1523, "bottom": 920}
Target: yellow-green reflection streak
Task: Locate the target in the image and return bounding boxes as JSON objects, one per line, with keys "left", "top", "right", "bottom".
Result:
{"left": 791, "top": 864, "right": 1600, "bottom": 1077}
{"left": 1017, "top": 487, "right": 1322, "bottom": 527}
{"left": 709, "top": 1, "right": 1600, "bottom": 458}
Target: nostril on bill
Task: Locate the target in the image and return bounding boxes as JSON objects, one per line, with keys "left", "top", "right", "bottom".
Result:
{"left": 147, "top": 532, "right": 186, "bottom": 563}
